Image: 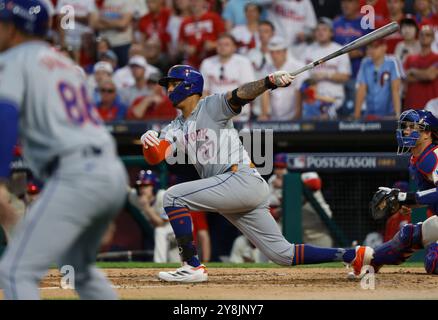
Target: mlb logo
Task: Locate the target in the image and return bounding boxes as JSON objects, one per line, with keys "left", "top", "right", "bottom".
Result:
{"left": 290, "top": 155, "right": 306, "bottom": 169}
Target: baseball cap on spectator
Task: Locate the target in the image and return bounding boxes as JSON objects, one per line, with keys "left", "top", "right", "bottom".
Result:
{"left": 94, "top": 61, "right": 113, "bottom": 74}
{"left": 129, "top": 55, "right": 147, "bottom": 69}
{"left": 100, "top": 50, "right": 118, "bottom": 63}
{"left": 317, "top": 17, "right": 333, "bottom": 29}
{"left": 268, "top": 36, "right": 288, "bottom": 51}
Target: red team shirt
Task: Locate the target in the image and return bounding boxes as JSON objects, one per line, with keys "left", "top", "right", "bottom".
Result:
{"left": 178, "top": 12, "right": 225, "bottom": 68}
{"left": 404, "top": 52, "right": 438, "bottom": 109}
{"left": 138, "top": 8, "right": 172, "bottom": 51}
{"left": 126, "top": 95, "right": 177, "bottom": 120}
{"left": 376, "top": 16, "right": 405, "bottom": 54}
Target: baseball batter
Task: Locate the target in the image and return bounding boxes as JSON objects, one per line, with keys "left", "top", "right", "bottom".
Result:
{"left": 141, "top": 64, "right": 370, "bottom": 282}
{"left": 0, "top": 0, "right": 127, "bottom": 299}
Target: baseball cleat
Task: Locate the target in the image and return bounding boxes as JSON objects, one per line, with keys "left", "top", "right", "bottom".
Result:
{"left": 158, "top": 263, "right": 208, "bottom": 283}
{"left": 348, "top": 246, "right": 374, "bottom": 278}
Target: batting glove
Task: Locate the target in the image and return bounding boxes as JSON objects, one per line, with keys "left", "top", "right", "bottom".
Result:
{"left": 141, "top": 130, "right": 160, "bottom": 149}
{"left": 266, "top": 71, "right": 295, "bottom": 89}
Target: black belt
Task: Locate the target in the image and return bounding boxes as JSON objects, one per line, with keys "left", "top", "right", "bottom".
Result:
{"left": 44, "top": 146, "right": 103, "bottom": 176}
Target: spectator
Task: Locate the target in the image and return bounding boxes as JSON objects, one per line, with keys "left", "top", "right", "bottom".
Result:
{"left": 261, "top": 36, "right": 306, "bottom": 121}
{"left": 333, "top": 0, "right": 370, "bottom": 116}
{"left": 377, "top": 0, "right": 406, "bottom": 54}
{"left": 310, "top": 0, "right": 342, "bottom": 19}
{"left": 131, "top": 170, "right": 210, "bottom": 262}
{"left": 144, "top": 38, "right": 172, "bottom": 76}
{"left": 130, "top": 170, "right": 180, "bottom": 263}
{"left": 178, "top": 0, "right": 225, "bottom": 68}
{"left": 354, "top": 39, "right": 403, "bottom": 120}
{"left": 267, "top": 154, "right": 334, "bottom": 247}
{"left": 88, "top": 61, "right": 114, "bottom": 98}
{"left": 96, "top": 79, "right": 128, "bottom": 121}
{"left": 167, "top": 0, "right": 191, "bottom": 61}
{"left": 247, "top": 20, "right": 275, "bottom": 119}
{"left": 120, "top": 55, "right": 152, "bottom": 108}
{"left": 138, "top": 0, "right": 172, "bottom": 52}
{"left": 200, "top": 33, "right": 255, "bottom": 121}
{"left": 404, "top": 25, "right": 438, "bottom": 109}
{"left": 113, "top": 43, "right": 160, "bottom": 89}
{"left": 425, "top": 96, "right": 438, "bottom": 116}
{"left": 222, "top": 0, "right": 264, "bottom": 31}
{"left": 100, "top": 50, "right": 119, "bottom": 71}
{"left": 301, "top": 172, "right": 334, "bottom": 248}
{"left": 90, "top": 0, "right": 135, "bottom": 67}
{"left": 55, "top": 0, "right": 97, "bottom": 63}
{"left": 247, "top": 21, "right": 275, "bottom": 74}
{"left": 231, "top": 3, "right": 262, "bottom": 54}
{"left": 395, "top": 16, "right": 421, "bottom": 64}
{"left": 266, "top": 0, "right": 317, "bottom": 49}
{"left": 414, "top": 0, "right": 434, "bottom": 24}
{"left": 428, "top": 0, "right": 438, "bottom": 53}
{"left": 303, "top": 18, "right": 351, "bottom": 119}
{"left": 301, "top": 79, "right": 337, "bottom": 120}
{"left": 126, "top": 73, "right": 177, "bottom": 120}
{"left": 95, "top": 37, "right": 112, "bottom": 60}
{"left": 359, "top": 0, "right": 389, "bottom": 22}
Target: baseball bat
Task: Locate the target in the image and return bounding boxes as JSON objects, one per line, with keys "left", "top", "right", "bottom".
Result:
{"left": 289, "top": 21, "right": 400, "bottom": 77}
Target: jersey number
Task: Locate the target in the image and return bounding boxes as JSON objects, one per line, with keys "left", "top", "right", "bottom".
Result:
{"left": 58, "top": 82, "right": 101, "bottom": 125}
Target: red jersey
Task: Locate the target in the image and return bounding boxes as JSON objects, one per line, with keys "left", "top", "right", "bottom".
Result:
{"left": 179, "top": 12, "right": 225, "bottom": 68}
{"left": 97, "top": 106, "right": 119, "bottom": 121}
{"left": 138, "top": 8, "right": 172, "bottom": 51}
{"left": 404, "top": 52, "right": 438, "bottom": 109}
{"left": 126, "top": 95, "right": 177, "bottom": 120}
{"left": 376, "top": 16, "right": 405, "bottom": 54}
{"left": 360, "top": 0, "right": 389, "bottom": 21}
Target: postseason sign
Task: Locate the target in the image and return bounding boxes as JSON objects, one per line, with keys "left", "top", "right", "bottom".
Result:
{"left": 287, "top": 153, "right": 410, "bottom": 171}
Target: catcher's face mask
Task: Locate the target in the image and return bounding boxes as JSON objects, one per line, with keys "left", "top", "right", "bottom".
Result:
{"left": 396, "top": 110, "right": 428, "bottom": 155}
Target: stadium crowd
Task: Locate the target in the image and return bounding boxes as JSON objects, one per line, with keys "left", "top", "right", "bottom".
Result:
{"left": 46, "top": 0, "right": 438, "bottom": 122}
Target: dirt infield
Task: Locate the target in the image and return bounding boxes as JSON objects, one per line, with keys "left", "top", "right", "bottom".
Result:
{"left": 3, "top": 266, "right": 434, "bottom": 299}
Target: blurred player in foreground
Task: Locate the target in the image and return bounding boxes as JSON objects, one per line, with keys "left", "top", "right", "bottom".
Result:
{"left": 366, "top": 109, "right": 438, "bottom": 276}
{"left": 0, "top": 0, "right": 128, "bottom": 299}
{"left": 140, "top": 64, "right": 370, "bottom": 283}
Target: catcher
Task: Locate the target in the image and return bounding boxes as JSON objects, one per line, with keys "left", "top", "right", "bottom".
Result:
{"left": 140, "top": 64, "right": 370, "bottom": 282}
{"left": 366, "top": 109, "right": 438, "bottom": 276}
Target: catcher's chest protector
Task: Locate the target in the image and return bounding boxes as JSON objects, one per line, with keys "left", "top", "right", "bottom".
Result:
{"left": 409, "top": 143, "right": 438, "bottom": 214}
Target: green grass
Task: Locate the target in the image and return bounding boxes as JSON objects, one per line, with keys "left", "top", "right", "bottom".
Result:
{"left": 94, "top": 261, "right": 426, "bottom": 269}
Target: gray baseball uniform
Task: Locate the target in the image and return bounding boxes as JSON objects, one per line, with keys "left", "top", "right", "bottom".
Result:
{"left": 161, "top": 94, "right": 294, "bottom": 265}
{"left": 0, "top": 41, "right": 128, "bottom": 299}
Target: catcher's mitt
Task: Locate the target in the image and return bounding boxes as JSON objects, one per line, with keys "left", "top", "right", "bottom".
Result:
{"left": 370, "top": 188, "right": 401, "bottom": 220}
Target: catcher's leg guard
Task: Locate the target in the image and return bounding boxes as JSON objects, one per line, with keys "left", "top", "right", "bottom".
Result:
{"left": 424, "top": 242, "right": 438, "bottom": 274}
{"left": 372, "top": 223, "right": 423, "bottom": 270}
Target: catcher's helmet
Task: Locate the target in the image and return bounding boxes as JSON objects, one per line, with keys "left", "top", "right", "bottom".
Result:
{"left": 136, "top": 170, "right": 159, "bottom": 190}
{"left": 396, "top": 109, "right": 438, "bottom": 154}
{"left": 0, "top": 0, "right": 50, "bottom": 37}
{"left": 158, "top": 65, "right": 204, "bottom": 106}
